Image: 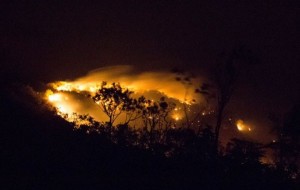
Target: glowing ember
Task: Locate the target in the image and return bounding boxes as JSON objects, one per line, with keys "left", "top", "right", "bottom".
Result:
{"left": 236, "top": 119, "right": 252, "bottom": 132}
{"left": 172, "top": 113, "right": 183, "bottom": 121}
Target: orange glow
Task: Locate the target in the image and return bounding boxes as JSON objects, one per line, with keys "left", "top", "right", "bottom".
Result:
{"left": 236, "top": 119, "right": 244, "bottom": 131}
{"left": 48, "top": 93, "right": 61, "bottom": 102}
{"left": 172, "top": 113, "right": 182, "bottom": 121}
{"left": 48, "top": 66, "right": 203, "bottom": 103}
{"left": 236, "top": 119, "right": 252, "bottom": 132}
{"left": 45, "top": 90, "right": 79, "bottom": 122}
{"left": 43, "top": 66, "right": 206, "bottom": 125}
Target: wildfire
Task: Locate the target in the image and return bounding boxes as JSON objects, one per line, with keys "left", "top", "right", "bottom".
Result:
{"left": 45, "top": 90, "right": 73, "bottom": 116}
{"left": 48, "top": 66, "right": 203, "bottom": 102}
{"left": 43, "top": 66, "right": 205, "bottom": 125}
{"left": 48, "top": 93, "right": 61, "bottom": 102}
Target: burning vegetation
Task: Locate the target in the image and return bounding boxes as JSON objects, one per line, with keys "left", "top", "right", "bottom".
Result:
{"left": 19, "top": 63, "right": 297, "bottom": 187}
{"left": 43, "top": 66, "right": 206, "bottom": 127}
{"left": 2, "top": 65, "right": 299, "bottom": 189}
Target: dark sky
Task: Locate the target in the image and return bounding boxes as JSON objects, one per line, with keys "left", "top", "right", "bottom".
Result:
{"left": 1, "top": 1, "right": 299, "bottom": 139}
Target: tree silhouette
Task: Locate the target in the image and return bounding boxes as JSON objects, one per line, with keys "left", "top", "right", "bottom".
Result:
{"left": 172, "top": 68, "right": 197, "bottom": 128}
{"left": 143, "top": 97, "right": 175, "bottom": 131}
{"left": 197, "top": 46, "right": 257, "bottom": 154}
{"left": 270, "top": 104, "right": 300, "bottom": 178}
{"left": 136, "top": 97, "right": 175, "bottom": 146}
{"left": 3, "top": 83, "right": 299, "bottom": 189}
{"left": 92, "top": 82, "right": 134, "bottom": 127}
{"left": 225, "top": 138, "right": 264, "bottom": 165}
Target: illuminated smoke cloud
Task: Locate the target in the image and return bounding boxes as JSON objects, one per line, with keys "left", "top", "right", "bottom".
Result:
{"left": 51, "top": 65, "right": 204, "bottom": 103}
{"left": 44, "top": 65, "right": 206, "bottom": 125}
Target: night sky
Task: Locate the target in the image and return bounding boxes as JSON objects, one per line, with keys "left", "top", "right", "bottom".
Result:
{"left": 1, "top": 1, "right": 299, "bottom": 141}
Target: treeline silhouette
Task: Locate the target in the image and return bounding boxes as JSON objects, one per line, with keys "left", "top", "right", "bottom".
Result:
{"left": 1, "top": 84, "right": 299, "bottom": 190}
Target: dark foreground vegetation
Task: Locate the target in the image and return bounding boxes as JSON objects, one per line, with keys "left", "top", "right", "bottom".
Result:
{"left": 1, "top": 85, "right": 299, "bottom": 190}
